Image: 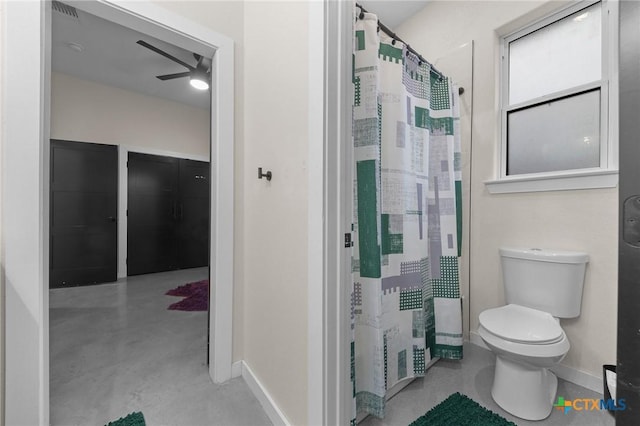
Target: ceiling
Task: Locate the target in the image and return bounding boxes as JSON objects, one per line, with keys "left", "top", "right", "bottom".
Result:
{"left": 51, "top": 3, "right": 214, "bottom": 110}
{"left": 359, "top": 0, "right": 431, "bottom": 30}
{"left": 51, "top": 1, "right": 429, "bottom": 111}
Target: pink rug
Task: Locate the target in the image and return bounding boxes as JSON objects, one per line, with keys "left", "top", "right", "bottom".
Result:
{"left": 165, "top": 279, "right": 209, "bottom": 311}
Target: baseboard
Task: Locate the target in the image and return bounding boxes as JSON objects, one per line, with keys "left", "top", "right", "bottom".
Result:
{"left": 549, "top": 362, "right": 602, "bottom": 394}
{"left": 241, "top": 361, "right": 291, "bottom": 426}
{"left": 231, "top": 360, "right": 242, "bottom": 378}
{"left": 469, "top": 332, "right": 603, "bottom": 394}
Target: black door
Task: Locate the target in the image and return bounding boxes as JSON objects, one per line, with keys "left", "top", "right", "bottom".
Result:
{"left": 617, "top": 1, "right": 640, "bottom": 423}
{"left": 127, "top": 152, "right": 180, "bottom": 275}
{"left": 127, "top": 153, "right": 210, "bottom": 276}
{"left": 178, "top": 159, "right": 210, "bottom": 269}
{"left": 50, "top": 140, "right": 118, "bottom": 288}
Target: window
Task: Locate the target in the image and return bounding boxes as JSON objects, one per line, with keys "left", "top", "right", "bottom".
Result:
{"left": 487, "top": 0, "right": 618, "bottom": 193}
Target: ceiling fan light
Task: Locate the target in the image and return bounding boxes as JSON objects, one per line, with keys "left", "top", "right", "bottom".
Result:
{"left": 190, "top": 74, "right": 209, "bottom": 90}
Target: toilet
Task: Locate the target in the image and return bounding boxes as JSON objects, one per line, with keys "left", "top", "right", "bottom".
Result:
{"left": 478, "top": 247, "right": 589, "bottom": 421}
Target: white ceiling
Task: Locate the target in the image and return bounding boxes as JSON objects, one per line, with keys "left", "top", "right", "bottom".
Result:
{"left": 51, "top": 1, "right": 428, "bottom": 111}
{"left": 359, "top": 0, "right": 431, "bottom": 30}
{"left": 51, "top": 4, "right": 214, "bottom": 110}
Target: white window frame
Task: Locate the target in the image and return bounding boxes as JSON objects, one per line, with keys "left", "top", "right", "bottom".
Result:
{"left": 486, "top": 0, "right": 619, "bottom": 194}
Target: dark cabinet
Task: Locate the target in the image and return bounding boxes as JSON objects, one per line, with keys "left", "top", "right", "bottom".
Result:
{"left": 127, "top": 152, "right": 209, "bottom": 276}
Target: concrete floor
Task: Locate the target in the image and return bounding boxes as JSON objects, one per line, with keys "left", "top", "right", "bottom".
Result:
{"left": 49, "top": 268, "right": 271, "bottom": 426}
{"left": 361, "top": 343, "right": 615, "bottom": 426}
{"left": 51, "top": 269, "right": 614, "bottom": 426}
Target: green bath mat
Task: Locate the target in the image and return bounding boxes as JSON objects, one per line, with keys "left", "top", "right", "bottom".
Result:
{"left": 105, "top": 411, "right": 146, "bottom": 426}
{"left": 409, "top": 393, "right": 516, "bottom": 426}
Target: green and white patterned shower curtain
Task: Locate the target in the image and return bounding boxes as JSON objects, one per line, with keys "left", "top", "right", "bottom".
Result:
{"left": 351, "top": 10, "right": 463, "bottom": 421}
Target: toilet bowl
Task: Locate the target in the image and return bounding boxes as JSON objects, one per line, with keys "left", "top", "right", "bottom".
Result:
{"left": 479, "top": 248, "right": 588, "bottom": 421}
{"left": 478, "top": 304, "right": 570, "bottom": 420}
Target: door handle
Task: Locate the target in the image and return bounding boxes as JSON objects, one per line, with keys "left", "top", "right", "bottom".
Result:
{"left": 623, "top": 196, "right": 640, "bottom": 247}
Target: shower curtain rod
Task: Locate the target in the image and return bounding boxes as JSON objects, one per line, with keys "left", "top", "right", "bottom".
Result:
{"left": 356, "top": 3, "right": 465, "bottom": 95}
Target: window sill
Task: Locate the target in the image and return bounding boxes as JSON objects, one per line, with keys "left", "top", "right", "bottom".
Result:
{"left": 484, "top": 170, "right": 618, "bottom": 194}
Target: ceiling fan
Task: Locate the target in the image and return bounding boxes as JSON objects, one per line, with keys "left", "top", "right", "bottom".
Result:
{"left": 136, "top": 40, "right": 211, "bottom": 90}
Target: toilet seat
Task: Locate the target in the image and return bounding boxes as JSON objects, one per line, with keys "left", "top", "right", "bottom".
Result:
{"left": 479, "top": 304, "right": 564, "bottom": 345}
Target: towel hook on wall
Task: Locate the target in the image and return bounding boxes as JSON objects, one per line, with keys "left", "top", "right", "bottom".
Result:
{"left": 258, "top": 167, "right": 272, "bottom": 181}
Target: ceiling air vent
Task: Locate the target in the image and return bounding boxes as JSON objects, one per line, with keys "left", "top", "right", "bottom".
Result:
{"left": 52, "top": 1, "right": 79, "bottom": 19}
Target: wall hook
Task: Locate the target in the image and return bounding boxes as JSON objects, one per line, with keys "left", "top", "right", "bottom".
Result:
{"left": 258, "top": 167, "right": 272, "bottom": 181}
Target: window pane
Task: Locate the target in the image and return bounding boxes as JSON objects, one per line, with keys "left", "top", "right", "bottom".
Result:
{"left": 507, "top": 90, "right": 600, "bottom": 175}
{"left": 509, "top": 3, "right": 601, "bottom": 105}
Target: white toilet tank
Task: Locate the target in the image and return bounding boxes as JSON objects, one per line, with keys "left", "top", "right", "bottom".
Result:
{"left": 500, "top": 248, "right": 589, "bottom": 318}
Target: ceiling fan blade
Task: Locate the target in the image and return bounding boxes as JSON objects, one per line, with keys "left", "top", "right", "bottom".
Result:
{"left": 136, "top": 40, "right": 195, "bottom": 71}
{"left": 156, "top": 71, "right": 191, "bottom": 81}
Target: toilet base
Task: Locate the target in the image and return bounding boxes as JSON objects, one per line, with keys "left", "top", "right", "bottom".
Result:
{"left": 491, "top": 355, "right": 558, "bottom": 420}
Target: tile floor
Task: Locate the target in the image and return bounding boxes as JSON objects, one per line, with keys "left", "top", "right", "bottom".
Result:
{"left": 361, "top": 343, "right": 615, "bottom": 426}
{"left": 49, "top": 268, "right": 270, "bottom": 426}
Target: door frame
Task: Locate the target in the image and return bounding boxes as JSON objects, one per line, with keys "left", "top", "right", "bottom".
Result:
{"left": 1, "top": 1, "right": 235, "bottom": 424}
{"left": 307, "top": 0, "right": 353, "bottom": 424}
{"left": 118, "top": 145, "right": 209, "bottom": 278}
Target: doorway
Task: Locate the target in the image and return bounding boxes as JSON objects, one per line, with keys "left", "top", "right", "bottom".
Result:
{"left": 2, "top": 1, "right": 235, "bottom": 423}
{"left": 48, "top": 4, "right": 214, "bottom": 422}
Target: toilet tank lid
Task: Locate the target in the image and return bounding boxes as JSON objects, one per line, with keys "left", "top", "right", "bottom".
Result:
{"left": 500, "top": 247, "right": 589, "bottom": 264}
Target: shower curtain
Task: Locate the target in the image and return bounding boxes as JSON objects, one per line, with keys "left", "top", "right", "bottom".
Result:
{"left": 351, "top": 10, "right": 463, "bottom": 421}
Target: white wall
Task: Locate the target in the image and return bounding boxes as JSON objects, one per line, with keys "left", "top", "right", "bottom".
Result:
{"left": 242, "top": 2, "right": 309, "bottom": 424}
{"left": 50, "top": 72, "right": 209, "bottom": 156}
{"left": 398, "top": 0, "right": 618, "bottom": 379}
{"left": 0, "top": 0, "right": 5, "bottom": 421}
